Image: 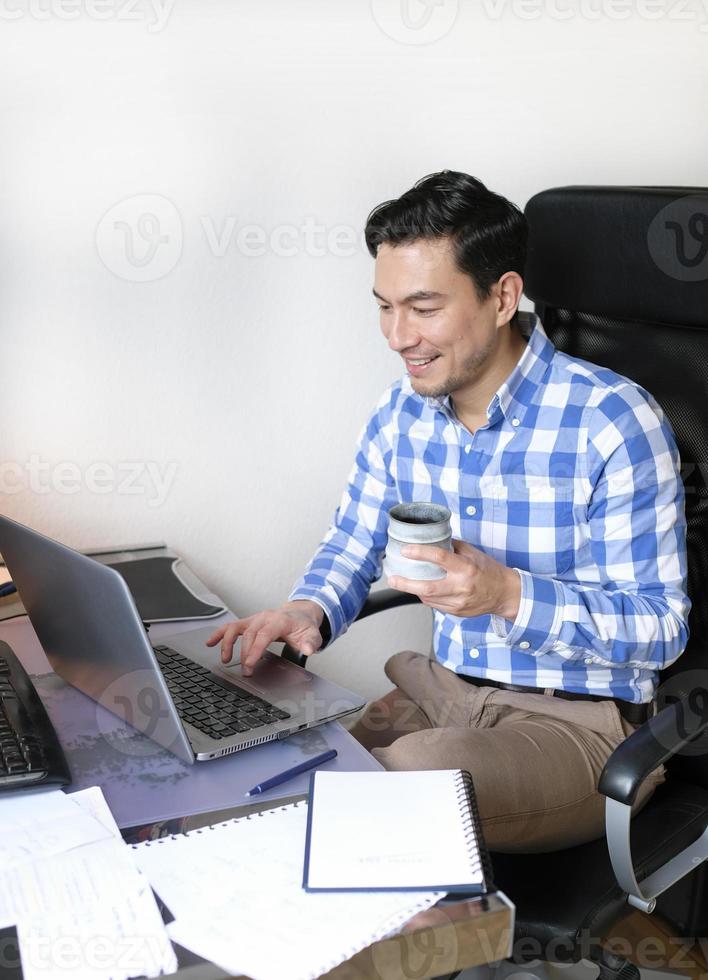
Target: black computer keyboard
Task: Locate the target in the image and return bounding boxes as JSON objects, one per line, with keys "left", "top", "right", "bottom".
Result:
{"left": 0, "top": 640, "right": 71, "bottom": 790}
{"left": 153, "top": 645, "right": 291, "bottom": 740}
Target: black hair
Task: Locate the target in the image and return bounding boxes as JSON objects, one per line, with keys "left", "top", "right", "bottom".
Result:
{"left": 364, "top": 170, "right": 527, "bottom": 302}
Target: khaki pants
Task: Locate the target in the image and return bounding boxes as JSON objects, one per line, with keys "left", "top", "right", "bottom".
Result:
{"left": 349, "top": 650, "right": 665, "bottom": 853}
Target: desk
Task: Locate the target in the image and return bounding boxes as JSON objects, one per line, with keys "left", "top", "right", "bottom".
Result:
{"left": 153, "top": 794, "right": 515, "bottom": 980}
{"left": 157, "top": 892, "right": 514, "bottom": 980}
{"left": 0, "top": 615, "right": 380, "bottom": 829}
{"left": 0, "top": 553, "right": 514, "bottom": 980}
{"left": 320, "top": 891, "right": 513, "bottom": 980}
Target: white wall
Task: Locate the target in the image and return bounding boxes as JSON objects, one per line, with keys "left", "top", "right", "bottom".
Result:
{"left": 2, "top": 0, "right": 707, "bottom": 700}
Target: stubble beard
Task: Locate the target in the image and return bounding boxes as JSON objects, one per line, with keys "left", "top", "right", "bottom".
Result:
{"left": 409, "top": 335, "right": 497, "bottom": 399}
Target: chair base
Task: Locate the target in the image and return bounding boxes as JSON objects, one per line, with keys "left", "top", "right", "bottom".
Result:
{"left": 449, "top": 956, "right": 691, "bottom": 980}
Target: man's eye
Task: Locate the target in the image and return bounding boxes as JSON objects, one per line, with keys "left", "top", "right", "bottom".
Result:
{"left": 413, "top": 307, "right": 438, "bottom": 316}
{"left": 378, "top": 305, "right": 391, "bottom": 313}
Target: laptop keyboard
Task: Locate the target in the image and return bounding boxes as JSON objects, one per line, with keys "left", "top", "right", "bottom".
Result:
{"left": 153, "top": 645, "right": 291, "bottom": 741}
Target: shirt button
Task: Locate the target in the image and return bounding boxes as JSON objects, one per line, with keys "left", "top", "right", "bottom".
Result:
{"left": 519, "top": 641, "right": 530, "bottom": 650}
{"left": 584, "top": 658, "right": 594, "bottom": 665}
{"left": 464, "top": 445, "right": 472, "bottom": 454}
{"left": 511, "top": 417, "right": 520, "bottom": 427}
{"left": 465, "top": 505, "right": 477, "bottom": 516}
{"left": 469, "top": 648, "right": 480, "bottom": 659}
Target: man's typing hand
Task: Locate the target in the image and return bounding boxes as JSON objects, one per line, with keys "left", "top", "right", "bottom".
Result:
{"left": 387, "top": 539, "right": 521, "bottom": 622}
{"left": 206, "top": 600, "right": 325, "bottom": 676}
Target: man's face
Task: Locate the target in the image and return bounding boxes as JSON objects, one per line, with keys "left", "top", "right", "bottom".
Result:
{"left": 373, "top": 238, "right": 502, "bottom": 400}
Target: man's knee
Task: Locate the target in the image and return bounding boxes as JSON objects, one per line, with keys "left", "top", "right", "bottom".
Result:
{"left": 372, "top": 727, "right": 458, "bottom": 770}
{"left": 349, "top": 687, "right": 430, "bottom": 751}
{"left": 359, "top": 689, "right": 411, "bottom": 732}
{"left": 383, "top": 649, "right": 425, "bottom": 686}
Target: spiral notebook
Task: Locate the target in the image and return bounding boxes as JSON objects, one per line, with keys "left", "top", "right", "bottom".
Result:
{"left": 303, "top": 769, "right": 492, "bottom": 893}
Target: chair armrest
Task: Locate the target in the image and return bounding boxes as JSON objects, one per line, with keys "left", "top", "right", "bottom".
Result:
{"left": 600, "top": 692, "right": 708, "bottom": 913}
{"left": 281, "top": 591, "right": 422, "bottom": 667}
{"left": 599, "top": 693, "right": 708, "bottom": 806}
{"left": 355, "top": 589, "right": 422, "bottom": 620}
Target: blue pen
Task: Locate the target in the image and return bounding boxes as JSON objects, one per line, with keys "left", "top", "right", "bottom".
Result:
{"left": 245, "top": 748, "right": 338, "bottom": 797}
{"left": 0, "top": 582, "right": 16, "bottom": 598}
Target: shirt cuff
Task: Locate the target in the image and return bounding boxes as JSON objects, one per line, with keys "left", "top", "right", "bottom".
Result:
{"left": 286, "top": 589, "right": 339, "bottom": 647}
{"left": 490, "top": 569, "right": 564, "bottom": 655}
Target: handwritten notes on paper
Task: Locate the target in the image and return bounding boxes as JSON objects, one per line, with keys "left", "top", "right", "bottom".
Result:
{"left": 0, "top": 787, "right": 176, "bottom": 980}
{"left": 133, "top": 802, "right": 442, "bottom": 980}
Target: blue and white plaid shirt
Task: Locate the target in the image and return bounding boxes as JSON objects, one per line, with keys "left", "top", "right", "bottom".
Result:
{"left": 289, "top": 312, "right": 690, "bottom": 704}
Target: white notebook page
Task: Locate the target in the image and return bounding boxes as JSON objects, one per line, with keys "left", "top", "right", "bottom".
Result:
{"left": 306, "top": 769, "right": 484, "bottom": 890}
{"left": 131, "top": 802, "right": 442, "bottom": 980}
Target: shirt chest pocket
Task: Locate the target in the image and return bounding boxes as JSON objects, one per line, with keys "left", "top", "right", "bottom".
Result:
{"left": 483, "top": 475, "right": 577, "bottom": 576}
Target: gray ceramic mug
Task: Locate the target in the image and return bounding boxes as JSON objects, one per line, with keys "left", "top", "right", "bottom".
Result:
{"left": 383, "top": 502, "right": 453, "bottom": 581}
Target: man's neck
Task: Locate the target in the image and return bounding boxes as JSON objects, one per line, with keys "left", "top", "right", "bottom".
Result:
{"left": 451, "top": 322, "right": 528, "bottom": 434}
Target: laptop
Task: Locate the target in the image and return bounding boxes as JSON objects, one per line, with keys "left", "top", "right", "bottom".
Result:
{"left": 0, "top": 515, "right": 365, "bottom": 763}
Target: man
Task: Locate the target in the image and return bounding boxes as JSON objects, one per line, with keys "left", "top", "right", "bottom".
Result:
{"left": 208, "top": 171, "right": 690, "bottom": 852}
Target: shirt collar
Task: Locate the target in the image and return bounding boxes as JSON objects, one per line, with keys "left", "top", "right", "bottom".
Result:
{"left": 423, "top": 311, "right": 555, "bottom": 427}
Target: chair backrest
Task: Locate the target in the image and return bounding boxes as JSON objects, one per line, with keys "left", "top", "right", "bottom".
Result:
{"left": 524, "top": 186, "right": 708, "bottom": 785}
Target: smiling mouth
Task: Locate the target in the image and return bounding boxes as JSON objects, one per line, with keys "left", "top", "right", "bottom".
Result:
{"left": 405, "top": 355, "right": 440, "bottom": 375}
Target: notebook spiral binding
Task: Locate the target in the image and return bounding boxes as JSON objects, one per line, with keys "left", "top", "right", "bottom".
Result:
{"left": 132, "top": 801, "right": 305, "bottom": 847}
{"left": 453, "top": 769, "right": 495, "bottom": 892}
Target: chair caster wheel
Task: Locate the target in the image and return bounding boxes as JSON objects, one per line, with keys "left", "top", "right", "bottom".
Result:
{"left": 591, "top": 947, "right": 641, "bottom": 980}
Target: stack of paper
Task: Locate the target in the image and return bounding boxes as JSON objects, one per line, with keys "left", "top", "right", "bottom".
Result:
{"left": 0, "top": 787, "right": 177, "bottom": 980}
{"left": 132, "top": 802, "right": 443, "bottom": 980}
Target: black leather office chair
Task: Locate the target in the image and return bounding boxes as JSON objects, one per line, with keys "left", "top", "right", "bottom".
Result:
{"left": 284, "top": 186, "right": 708, "bottom": 979}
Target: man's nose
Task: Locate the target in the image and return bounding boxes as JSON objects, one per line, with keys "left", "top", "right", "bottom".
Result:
{"left": 386, "top": 310, "right": 419, "bottom": 353}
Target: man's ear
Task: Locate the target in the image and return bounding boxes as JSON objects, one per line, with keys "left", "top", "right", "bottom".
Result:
{"left": 495, "top": 271, "right": 524, "bottom": 327}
